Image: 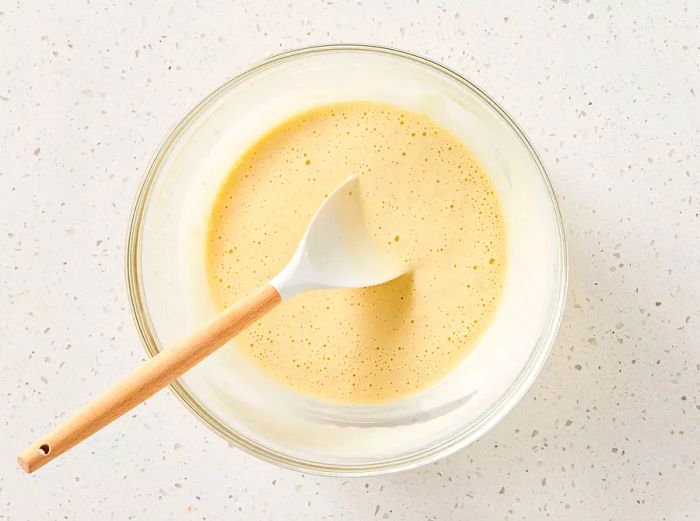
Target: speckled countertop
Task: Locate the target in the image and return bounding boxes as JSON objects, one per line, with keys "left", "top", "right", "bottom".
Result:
{"left": 2, "top": 1, "right": 699, "bottom": 519}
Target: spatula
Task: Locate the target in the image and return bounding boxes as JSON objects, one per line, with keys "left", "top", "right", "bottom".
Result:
{"left": 18, "top": 176, "right": 405, "bottom": 473}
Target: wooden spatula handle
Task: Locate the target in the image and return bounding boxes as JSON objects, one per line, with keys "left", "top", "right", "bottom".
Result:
{"left": 18, "top": 284, "right": 281, "bottom": 474}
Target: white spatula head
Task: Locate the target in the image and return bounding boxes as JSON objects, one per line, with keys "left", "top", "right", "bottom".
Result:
{"left": 270, "top": 176, "right": 406, "bottom": 299}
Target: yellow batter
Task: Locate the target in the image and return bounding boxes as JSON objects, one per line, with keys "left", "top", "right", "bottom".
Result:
{"left": 206, "top": 101, "right": 506, "bottom": 403}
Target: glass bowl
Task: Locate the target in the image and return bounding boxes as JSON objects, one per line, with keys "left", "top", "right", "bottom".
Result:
{"left": 126, "top": 44, "right": 567, "bottom": 476}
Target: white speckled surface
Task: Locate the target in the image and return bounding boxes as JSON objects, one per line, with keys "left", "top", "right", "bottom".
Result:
{"left": 2, "top": 1, "right": 699, "bottom": 519}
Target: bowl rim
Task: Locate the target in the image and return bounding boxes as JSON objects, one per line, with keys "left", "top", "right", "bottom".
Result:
{"left": 125, "top": 43, "right": 568, "bottom": 476}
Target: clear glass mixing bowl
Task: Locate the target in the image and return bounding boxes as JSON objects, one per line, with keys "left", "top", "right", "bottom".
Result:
{"left": 126, "top": 44, "right": 567, "bottom": 476}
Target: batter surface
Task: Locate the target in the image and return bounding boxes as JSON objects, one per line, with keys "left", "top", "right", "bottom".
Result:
{"left": 206, "top": 101, "right": 506, "bottom": 403}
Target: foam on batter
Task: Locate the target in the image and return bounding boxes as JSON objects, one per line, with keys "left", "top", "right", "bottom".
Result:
{"left": 206, "top": 101, "right": 507, "bottom": 403}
